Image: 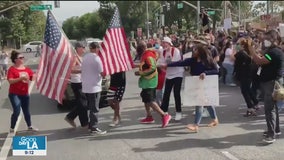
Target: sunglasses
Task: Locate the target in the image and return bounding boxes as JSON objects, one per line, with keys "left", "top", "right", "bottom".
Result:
{"left": 17, "top": 56, "right": 24, "bottom": 59}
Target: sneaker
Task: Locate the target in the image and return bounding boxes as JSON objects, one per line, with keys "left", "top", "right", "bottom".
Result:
{"left": 254, "top": 104, "right": 261, "bottom": 110}
{"left": 228, "top": 83, "right": 237, "bottom": 87}
{"left": 263, "top": 131, "right": 281, "bottom": 137}
{"left": 64, "top": 116, "right": 76, "bottom": 128}
{"left": 9, "top": 128, "right": 14, "bottom": 133}
{"left": 90, "top": 128, "right": 107, "bottom": 135}
{"left": 28, "top": 126, "right": 39, "bottom": 132}
{"left": 243, "top": 109, "right": 257, "bottom": 117}
{"left": 140, "top": 116, "right": 155, "bottom": 124}
{"left": 109, "top": 119, "right": 120, "bottom": 127}
{"left": 262, "top": 136, "right": 276, "bottom": 144}
{"left": 162, "top": 114, "right": 172, "bottom": 128}
{"left": 175, "top": 112, "right": 182, "bottom": 121}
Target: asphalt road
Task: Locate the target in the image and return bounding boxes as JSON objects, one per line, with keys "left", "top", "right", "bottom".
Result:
{"left": 0, "top": 54, "right": 283, "bottom": 160}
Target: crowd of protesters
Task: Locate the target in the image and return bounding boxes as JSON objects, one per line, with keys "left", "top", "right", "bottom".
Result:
{"left": 130, "top": 27, "right": 284, "bottom": 144}
{"left": 3, "top": 27, "right": 283, "bottom": 145}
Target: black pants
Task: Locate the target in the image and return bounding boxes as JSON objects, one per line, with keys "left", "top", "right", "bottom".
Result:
{"left": 66, "top": 83, "right": 88, "bottom": 127}
{"left": 239, "top": 78, "right": 258, "bottom": 109}
{"left": 161, "top": 77, "right": 183, "bottom": 113}
{"left": 261, "top": 81, "right": 280, "bottom": 138}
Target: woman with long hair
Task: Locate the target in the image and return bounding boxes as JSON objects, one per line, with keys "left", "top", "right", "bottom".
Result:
{"left": 234, "top": 38, "right": 259, "bottom": 116}
{"left": 7, "top": 50, "right": 38, "bottom": 133}
{"left": 163, "top": 44, "right": 219, "bottom": 132}
{"left": 223, "top": 40, "right": 237, "bottom": 86}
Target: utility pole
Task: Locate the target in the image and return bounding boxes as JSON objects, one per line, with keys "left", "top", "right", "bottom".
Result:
{"left": 267, "top": 0, "right": 270, "bottom": 15}
{"left": 238, "top": 1, "right": 241, "bottom": 25}
{"left": 146, "top": 1, "right": 149, "bottom": 39}
{"left": 197, "top": 1, "right": 200, "bottom": 34}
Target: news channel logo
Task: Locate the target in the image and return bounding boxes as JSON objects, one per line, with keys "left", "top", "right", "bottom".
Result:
{"left": 12, "top": 136, "right": 47, "bottom": 156}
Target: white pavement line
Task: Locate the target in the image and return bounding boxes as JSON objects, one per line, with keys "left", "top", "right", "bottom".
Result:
{"left": 0, "top": 80, "right": 35, "bottom": 160}
{"left": 221, "top": 151, "right": 240, "bottom": 160}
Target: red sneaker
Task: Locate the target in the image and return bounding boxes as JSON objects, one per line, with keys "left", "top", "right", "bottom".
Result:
{"left": 140, "top": 116, "right": 155, "bottom": 124}
{"left": 162, "top": 114, "right": 172, "bottom": 128}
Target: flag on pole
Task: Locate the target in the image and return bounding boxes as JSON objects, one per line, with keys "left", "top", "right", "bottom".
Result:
{"left": 99, "top": 7, "right": 134, "bottom": 75}
{"left": 36, "top": 10, "right": 75, "bottom": 104}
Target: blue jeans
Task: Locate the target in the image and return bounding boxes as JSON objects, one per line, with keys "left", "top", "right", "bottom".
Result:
{"left": 223, "top": 63, "right": 234, "bottom": 85}
{"left": 194, "top": 106, "right": 217, "bottom": 125}
{"left": 85, "top": 92, "right": 101, "bottom": 129}
{"left": 9, "top": 94, "right": 31, "bottom": 129}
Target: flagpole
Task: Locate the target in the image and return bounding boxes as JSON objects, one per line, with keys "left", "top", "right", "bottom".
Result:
{"left": 47, "top": 10, "right": 80, "bottom": 64}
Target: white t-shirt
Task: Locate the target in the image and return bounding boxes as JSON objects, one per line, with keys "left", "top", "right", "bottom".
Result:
{"left": 81, "top": 52, "right": 103, "bottom": 93}
{"left": 163, "top": 47, "right": 184, "bottom": 79}
{"left": 0, "top": 52, "right": 9, "bottom": 64}
{"left": 223, "top": 48, "right": 234, "bottom": 65}
{"left": 70, "top": 58, "right": 82, "bottom": 83}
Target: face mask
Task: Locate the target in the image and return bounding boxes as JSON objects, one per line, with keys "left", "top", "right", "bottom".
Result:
{"left": 154, "top": 44, "right": 160, "bottom": 49}
{"left": 264, "top": 40, "right": 272, "bottom": 47}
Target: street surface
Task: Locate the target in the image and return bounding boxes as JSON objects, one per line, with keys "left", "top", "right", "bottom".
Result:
{"left": 0, "top": 53, "right": 283, "bottom": 160}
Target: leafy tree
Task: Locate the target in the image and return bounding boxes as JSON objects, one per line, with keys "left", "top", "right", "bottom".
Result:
{"left": 0, "top": 1, "right": 46, "bottom": 48}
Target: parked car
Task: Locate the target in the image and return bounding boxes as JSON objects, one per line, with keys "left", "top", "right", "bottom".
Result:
{"left": 23, "top": 41, "right": 42, "bottom": 53}
{"left": 57, "top": 76, "right": 111, "bottom": 110}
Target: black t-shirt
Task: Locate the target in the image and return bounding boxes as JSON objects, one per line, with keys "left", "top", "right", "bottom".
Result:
{"left": 209, "top": 45, "right": 218, "bottom": 59}
{"left": 110, "top": 71, "right": 126, "bottom": 87}
{"left": 234, "top": 50, "right": 252, "bottom": 80}
{"left": 259, "top": 47, "right": 283, "bottom": 82}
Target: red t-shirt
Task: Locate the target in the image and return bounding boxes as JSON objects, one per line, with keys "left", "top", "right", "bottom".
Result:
{"left": 7, "top": 66, "right": 33, "bottom": 95}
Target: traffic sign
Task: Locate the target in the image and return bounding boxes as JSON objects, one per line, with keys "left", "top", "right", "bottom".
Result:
{"left": 260, "top": 14, "right": 271, "bottom": 21}
{"left": 177, "top": 3, "right": 183, "bottom": 9}
{"left": 207, "top": 11, "right": 215, "bottom": 15}
{"left": 30, "top": 5, "right": 52, "bottom": 11}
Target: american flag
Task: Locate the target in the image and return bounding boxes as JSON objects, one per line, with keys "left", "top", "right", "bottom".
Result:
{"left": 99, "top": 7, "right": 134, "bottom": 75}
{"left": 36, "top": 10, "right": 75, "bottom": 104}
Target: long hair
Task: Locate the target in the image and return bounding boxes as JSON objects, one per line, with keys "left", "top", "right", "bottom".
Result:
{"left": 136, "top": 41, "right": 146, "bottom": 58}
{"left": 195, "top": 44, "right": 216, "bottom": 69}
{"left": 223, "top": 40, "right": 232, "bottom": 54}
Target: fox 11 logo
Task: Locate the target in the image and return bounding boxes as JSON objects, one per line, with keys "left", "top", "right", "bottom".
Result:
{"left": 13, "top": 136, "right": 47, "bottom": 156}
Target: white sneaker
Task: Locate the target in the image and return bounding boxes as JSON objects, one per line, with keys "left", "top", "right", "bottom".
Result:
{"left": 175, "top": 112, "right": 182, "bottom": 121}
{"left": 9, "top": 128, "right": 14, "bottom": 133}
{"left": 28, "top": 126, "right": 39, "bottom": 132}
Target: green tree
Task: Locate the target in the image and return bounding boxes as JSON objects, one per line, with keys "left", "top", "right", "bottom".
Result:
{"left": 0, "top": 1, "right": 45, "bottom": 48}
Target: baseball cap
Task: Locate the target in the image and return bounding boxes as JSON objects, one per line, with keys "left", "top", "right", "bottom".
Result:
{"left": 74, "top": 42, "right": 85, "bottom": 49}
{"left": 162, "top": 37, "right": 173, "bottom": 46}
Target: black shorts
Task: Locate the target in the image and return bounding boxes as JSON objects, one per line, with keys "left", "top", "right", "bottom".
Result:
{"left": 109, "top": 86, "right": 125, "bottom": 102}
{"left": 140, "top": 88, "right": 156, "bottom": 103}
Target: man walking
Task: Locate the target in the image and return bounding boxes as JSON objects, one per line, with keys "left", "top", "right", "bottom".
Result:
{"left": 248, "top": 30, "right": 283, "bottom": 144}
{"left": 81, "top": 42, "right": 106, "bottom": 134}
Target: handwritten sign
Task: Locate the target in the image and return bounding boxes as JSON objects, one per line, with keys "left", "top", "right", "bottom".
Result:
{"left": 224, "top": 18, "right": 232, "bottom": 30}
{"left": 183, "top": 75, "right": 219, "bottom": 106}
{"left": 279, "top": 23, "right": 284, "bottom": 38}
